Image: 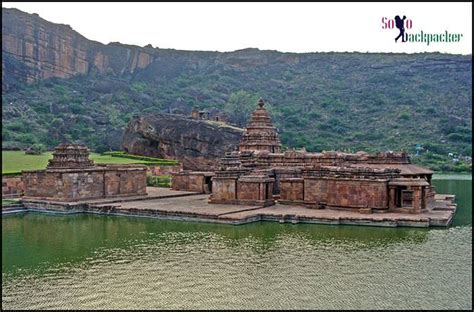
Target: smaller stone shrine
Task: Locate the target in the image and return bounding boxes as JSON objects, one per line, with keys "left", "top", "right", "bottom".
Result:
{"left": 22, "top": 144, "right": 148, "bottom": 202}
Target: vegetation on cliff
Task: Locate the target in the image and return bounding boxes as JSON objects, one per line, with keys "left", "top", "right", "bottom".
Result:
{"left": 2, "top": 9, "right": 472, "bottom": 172}
{"left": 2, "top": 52, "right": 471, "bottom": 171}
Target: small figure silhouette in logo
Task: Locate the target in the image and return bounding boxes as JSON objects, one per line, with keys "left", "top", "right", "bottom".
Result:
{"left": 394, "top": 15, "right": 407, "bottom": 42}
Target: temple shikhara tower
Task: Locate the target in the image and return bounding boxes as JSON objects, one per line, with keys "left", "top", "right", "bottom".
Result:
{"left": 239, "top": 98, "right": 282, "bottom": 153}
{"left": 47, "top": 143, "right": 95, "bottom": 169}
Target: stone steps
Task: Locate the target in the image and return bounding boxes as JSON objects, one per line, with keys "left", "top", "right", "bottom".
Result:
{"left": 2, "top": 203, "right": 26, "bottom": 213}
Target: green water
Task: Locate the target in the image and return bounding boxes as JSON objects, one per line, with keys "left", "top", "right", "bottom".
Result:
{"left": 2, "top": 177, "right": 472, "bottom": 309}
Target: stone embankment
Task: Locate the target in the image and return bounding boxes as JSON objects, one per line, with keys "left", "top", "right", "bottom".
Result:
{"left": 5, "top": 187, "right": 457, "bottom": 228}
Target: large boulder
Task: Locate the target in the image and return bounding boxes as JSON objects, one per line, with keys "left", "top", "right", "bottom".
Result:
{"left": 122, "top": 114, "right": 244, "bottom": 170}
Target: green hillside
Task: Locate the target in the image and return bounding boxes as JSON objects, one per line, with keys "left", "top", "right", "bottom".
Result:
{"left": 2, "top": 52, "right": 472, "bottom": 172}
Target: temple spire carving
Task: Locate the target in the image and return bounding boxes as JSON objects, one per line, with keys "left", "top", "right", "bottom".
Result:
{"left": 239, "top": 98, "right": 282, "bottom": 153}
{"left": 47, "top": 143, "right": 95, "bottom": 169}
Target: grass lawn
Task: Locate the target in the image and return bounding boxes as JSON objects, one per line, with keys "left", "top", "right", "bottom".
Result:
{"left": 2, "top": 151, "right": 161, "bottom": 174}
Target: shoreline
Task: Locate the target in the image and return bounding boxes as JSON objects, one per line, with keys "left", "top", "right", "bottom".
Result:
{"left": 2, "top": 188, "right": 457, "bottom": 229}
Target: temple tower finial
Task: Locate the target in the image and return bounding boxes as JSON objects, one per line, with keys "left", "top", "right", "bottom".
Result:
{"left": 258, "top": 98, "right": 265, "bottom": 108}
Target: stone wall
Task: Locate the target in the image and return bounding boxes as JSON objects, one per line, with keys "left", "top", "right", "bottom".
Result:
{"left": 62, "top": 170, "right": 105, "bottom": 200}
{"left": 300, "top": 167, "right": 398, "bottom": 211}
{"left": 209, "top": 171, "right": 274, "bottom": 206}
{"left": 237, "top": 182, "right": 260, "bottom": 201}
{"left": 279, "top": 178, "right": 304, "bottom": 204}
{"left": 240, "top": 151, "right": 410, "bottom": 170}
{"left": 307, "top": 178, "right": 389, "bottom": 211}
{"left": 2, "top": 175, "right": 24, "bottom": 198}
{"left": 210, "top": 177, "right": 238, "bottom": 203}
{"left": 302, "top": 179, "right": 328, "bottom": 208}
{"left": 426, "top": 186, "right": 436, "bottom": 204}
{"left": 273, "top": 168, "right": 302, "bottom": 194}
{"left": 22, "top": 165, "right": 147, "bottom": 201}
{"left": 279, "top": 177, "right": 388, "bottom": 210}
{"left": 276, "top": 166, "right": 403, "bottom": 212}
{"left": 104, "top": 166, "right": 147, "bottom": 197}
{"left": 148, "top": 164, "right": 182, "bottom": 176}
{"left": 23, "top": 171, "right": 63, "bottom": 199}
{"left": 237, "top": 174, "right": 275, "bottom": 206}
{"left": 171, "top": 172, "right": 214, "bottom": 193}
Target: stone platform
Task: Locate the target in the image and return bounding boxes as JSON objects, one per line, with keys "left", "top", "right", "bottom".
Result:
{"left": 7, "top": 188, "right": 456, "bottom": 228}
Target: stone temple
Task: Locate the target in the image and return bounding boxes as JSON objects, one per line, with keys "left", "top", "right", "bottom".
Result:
{"left": 173, "top": 98, "right": 437, "bottom": 214}
{"left": 22, "top": 143, "right": 147, "bottom": 201}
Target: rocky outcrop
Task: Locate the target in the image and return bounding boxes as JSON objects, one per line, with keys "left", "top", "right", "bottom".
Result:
{"left": 122, "top": 114, "right": 244, "bottom": 170}
{"left": 2, "top": 8, "right": 302, "bottom": 90}
{"left": 2, "top": 8, "right": 154, "bottom": 89}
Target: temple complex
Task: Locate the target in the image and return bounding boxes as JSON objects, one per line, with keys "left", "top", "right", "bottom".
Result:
{"left": 6, "top": 101, "right": 455, "bottom": 228}
{"left": 22, "top": 144, "right": 147, "bottom": 201}
{"left": 174, "top": 98, "right": 438, "bottom": 214}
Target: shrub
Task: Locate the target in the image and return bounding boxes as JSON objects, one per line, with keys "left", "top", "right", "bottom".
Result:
{"left": 308, "top": 111, "right": 321, "bottom": 119}
{"left": 6, "top": 121, "right": 27, "bottom": 132}
{"left": 447, "top": 133, "right": 471, "bottom": 143}
{"left": 423, "top": 143, "right": 449, "bottom": 155}
{"left": 398, "top": 111, "right": 410, "bottom": 120}
{"left": 453, "top": 164, "right": 471, "bottom": 172}
{"left": 2, "top": 129, "right": 11, "bottom": 141}
{"left": 28, "top": 143, "right": 46, "bottom": 154}
{"left": 146, "top": 175, "right": 171, "bottom": 187}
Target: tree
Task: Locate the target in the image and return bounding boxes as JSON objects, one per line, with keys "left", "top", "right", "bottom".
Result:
{"left": 25, "top": 143, "right": 46, "bottom": 155}
{"left": 223, "top": 91, "right": 260, "bottom": 127}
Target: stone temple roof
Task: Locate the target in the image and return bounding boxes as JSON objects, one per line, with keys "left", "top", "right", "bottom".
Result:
{"left": 239, "top": 98, "right": 282, "bottom": 153}
{"left": 350, "top": 163, "right": 434, "bottom": 175}
{"left": 47, "top": 143, "right": 95, "bottom": 169}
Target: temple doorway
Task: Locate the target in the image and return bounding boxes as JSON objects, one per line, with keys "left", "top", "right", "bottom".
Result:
{"left": 395, "top": 186, "right": 407, "bottom": 207}
{"left": 205, "top": 176, "right": 212, "bottom": 193}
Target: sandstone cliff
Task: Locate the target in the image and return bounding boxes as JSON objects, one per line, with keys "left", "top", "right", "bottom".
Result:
{"left": 2, "top": 8, "right": 154, "bottom": 89}
{"left": 122, "top": 114, "right": 244, "bottom": 170}
{"left": 2, "top": 8, "right": 302, "bottom": 90}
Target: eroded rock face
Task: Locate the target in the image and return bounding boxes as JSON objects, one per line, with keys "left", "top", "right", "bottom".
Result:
{"left": 2, "top": 8, "right": 154, "bottom": 89}
{"left": 2, "top": 8, "right": 302, "bottom": 91}
{"left": 122, "top": 114, "right": 244, "bottom": 170}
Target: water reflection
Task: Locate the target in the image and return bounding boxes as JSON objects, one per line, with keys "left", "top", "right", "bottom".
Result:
{"left": 2, "top": 178, "right": 471, "bottom": 310}
{"left": 3, "top": 178, "right": 471, "bottom": 275}
{"left": 432, "top": 178, "right": 472, "bottom": 226}
{"left": 2, "top": 212, "right": 435, "bottom": 275}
